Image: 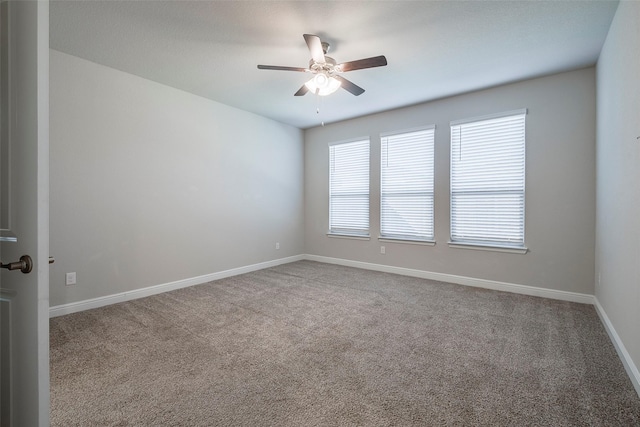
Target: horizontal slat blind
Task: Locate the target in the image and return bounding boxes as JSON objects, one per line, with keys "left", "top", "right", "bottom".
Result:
{"left": 329, "top": 139, "right": 370, "bottom": 236}
{"left": 450, "top": 111, "right": 526, "bottom": 246}
{"left": 381, "top": 127, "right": 435, "bottom": 241}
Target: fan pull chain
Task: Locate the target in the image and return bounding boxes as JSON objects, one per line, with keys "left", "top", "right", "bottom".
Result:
{"left": 315, "top": 91, "right": 325, "bottom": 126}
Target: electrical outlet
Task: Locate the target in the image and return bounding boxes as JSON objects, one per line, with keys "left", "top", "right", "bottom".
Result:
{"left": 275, "top": 242, "right": 280, "bottom": 250}
{"left": 380, "top": 246, "right": 386, "bottom": 254}
{"left": 65, "top": 272, "right": 77, "bottom": 286}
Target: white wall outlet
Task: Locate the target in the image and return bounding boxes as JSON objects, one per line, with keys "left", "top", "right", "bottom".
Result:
{"left": 275, "top": 242, "right": 280, "bottom": 250}
{"left": 65, "top": 272, "right": 77, "bottom": 286}
{"left": 380, "top": 246, "right": 386, "bottom": 254}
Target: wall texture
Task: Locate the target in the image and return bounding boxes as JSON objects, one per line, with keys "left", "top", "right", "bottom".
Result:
{"left": 595, "top": 0, "right": 640, "bottom": 389}
{"left": 305, "top": 68, "right": 596, "bottom": 295}
{"left": 50, "top": 50, "right": 304, "bottom": 307}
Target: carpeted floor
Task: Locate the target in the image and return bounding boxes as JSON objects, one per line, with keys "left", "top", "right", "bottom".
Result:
{"left": 50, "top": 261, "right": 640, "bottom": 426}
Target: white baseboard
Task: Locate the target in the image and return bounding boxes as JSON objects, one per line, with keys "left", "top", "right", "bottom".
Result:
{"left": 593, "top": 298, "right": 640, "bottom": 397}
{"left": 303, "top": 254, "right": 595, "bottom": 304}
{"left": 50, "top": 254, "right": 593, "bottom": 318}
{"left": 49, "top": 253, "right": 639, "bottom": 398}
{"left": 49, "top": 255, "right": 304, "bottom": 318}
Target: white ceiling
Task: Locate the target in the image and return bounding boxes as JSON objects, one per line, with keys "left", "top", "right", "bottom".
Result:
{"left": 50, "top": 1, "right": 619, "bottom": 129}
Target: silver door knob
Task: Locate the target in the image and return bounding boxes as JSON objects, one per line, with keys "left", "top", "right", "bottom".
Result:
{"left": 1, "top": 255, "right": 33, "bottom": 274}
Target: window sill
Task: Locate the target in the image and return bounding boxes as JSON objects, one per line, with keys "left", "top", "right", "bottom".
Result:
{"left": 378, "top": 237, "right": 435, "bottom": 246}
{"left": 448, "top": 241, "right": 528, "bottom": 254}
{"left": 327, "top": 233, "right": 371, "bottom": 241}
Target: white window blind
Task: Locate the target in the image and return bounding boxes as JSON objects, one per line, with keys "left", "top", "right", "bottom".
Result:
{"left": 329, "top": 139, "right": 370, "bottom": 236}
{"left": 380, "top": 127, "right": 435, "bottom": 241}
{"left": 450, "top": 110, "right": 526, "bottom": 247}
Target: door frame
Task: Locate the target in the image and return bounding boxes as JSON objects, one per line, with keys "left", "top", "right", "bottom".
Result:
{"left": 0, "top": 0, "right": 50, "bottom": 425}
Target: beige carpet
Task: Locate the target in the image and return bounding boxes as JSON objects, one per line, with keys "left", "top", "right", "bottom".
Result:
{"left": 50, "top": 261, "right": 640, "bottom": 426}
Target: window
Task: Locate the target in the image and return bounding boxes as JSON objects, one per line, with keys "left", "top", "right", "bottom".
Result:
{"left": 450, "top": 110, "right": 526, "bottom": 249}
{"left": 380, "top": 127, "right": 435, "bottom": 242}
{"left": 329, "top": 139, "right": 370, "bottom": 237}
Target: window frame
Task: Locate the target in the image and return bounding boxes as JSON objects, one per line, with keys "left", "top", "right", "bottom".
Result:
{"left": 449, "top": 109, "right": 528, "bottom": 253}
{"left": 327, "top": 137, "right": 371, "bottom": 239}
{"left": 379, "top": 125, "right": 436, "bottom": 244}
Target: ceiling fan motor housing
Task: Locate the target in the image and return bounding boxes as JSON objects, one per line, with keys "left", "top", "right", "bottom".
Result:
{"left": 310, "top": 56, "right": 338, "bottom": 76}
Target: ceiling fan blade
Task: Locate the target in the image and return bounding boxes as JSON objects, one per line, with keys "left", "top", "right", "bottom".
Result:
{"left": 294, "top": 84, "right": 309, "bottom": 96}
{"left": 337, "top": 55, "right": 388, "bottom": 72}
{"left": 334, "top": 75, "right": 365, "bottom": 96}
{"left": 303, "top": 34, "right": 326, "bottom": 64}
{"left": 257, "top": 65, "right": 308, "bottom": 72}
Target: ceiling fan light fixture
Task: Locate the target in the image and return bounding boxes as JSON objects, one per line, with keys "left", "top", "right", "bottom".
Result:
{"left": 305, "top": 72, "right": 341, "bottom": 96}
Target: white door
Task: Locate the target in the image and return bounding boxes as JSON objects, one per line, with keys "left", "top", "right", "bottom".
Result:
{"left": 0, "top": 1, "right": 49, "bottom": 426}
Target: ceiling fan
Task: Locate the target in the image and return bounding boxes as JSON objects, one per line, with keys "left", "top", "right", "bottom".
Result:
{"left": 257, "top": 34, "right": 387, "bottom": 97}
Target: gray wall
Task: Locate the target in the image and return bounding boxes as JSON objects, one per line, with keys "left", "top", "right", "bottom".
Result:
{"left": 305, "top": 68, "right": 596, "bottom": 294}
{"left": 50, "top": 50, "right": 304, "bottom": 307}
{"left": 595, "top": 1, "right": 640, "bottom": 385}
{"left": 51, "top": 51, "right": 598, "bottom": 306}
